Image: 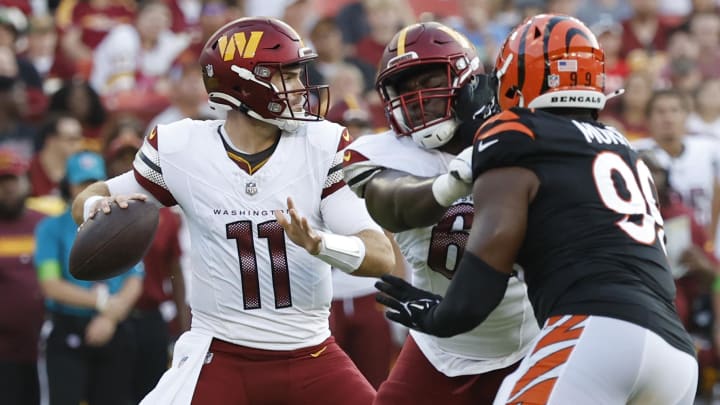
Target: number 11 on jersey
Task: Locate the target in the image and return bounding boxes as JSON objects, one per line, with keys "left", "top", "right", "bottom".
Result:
{"left": 226, "top": 220, "right": 292, "bottom": 310}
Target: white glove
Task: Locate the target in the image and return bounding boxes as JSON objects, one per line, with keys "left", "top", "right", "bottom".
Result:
{"left": 431, "top": 146, "right": 474, "bottom": 207}
{"left": 448, "top": 146, "right": 473, "bottom": 183}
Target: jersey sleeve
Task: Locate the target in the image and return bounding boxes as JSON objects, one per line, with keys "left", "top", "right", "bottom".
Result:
{"left": 320, "top": 184, "right": 382, "bottom": 235}
{"left": 471, "top": 109, "right": 538, "bottom": 180}
{"left": 341, "top": 145, "right": 384, "bottom": 198}
{"left": 321, "top": 128, "right": 353, "bottom": 200}
{"left": 132, "top": 126, "right": 178, "bottom": 207}
{"left": 33, "top": 218, "right": 62, "bottom": 280}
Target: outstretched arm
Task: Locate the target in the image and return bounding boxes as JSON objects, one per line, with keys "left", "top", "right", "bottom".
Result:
{"left": 364, "top": 170, "right": 450, "bottom": 232}
{"left": 376, "top": 166, "right": 539, "bottom": 336}
{"left": 71, "top": 171, "right": 161, "bottom": 225}
{"left": 275, "top": 196, "right": 395, "bottom": 277}
{"left": 349, "top": 147, "right": 474, "bottom": 233}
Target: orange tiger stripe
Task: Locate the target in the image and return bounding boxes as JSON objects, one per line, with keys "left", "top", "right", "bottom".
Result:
{"left": 475, "top": 121, "right": 535, "bottom": 142}
{"left": 532, "top": 315, "right": 588, "bottom": 355}
{"left": 507, "top": 377, "right": 559, "bottom": 405}
{"left": 509, "top": 346, "right": 574, "bottom": 399}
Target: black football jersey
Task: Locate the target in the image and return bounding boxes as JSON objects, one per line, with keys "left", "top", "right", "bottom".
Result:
{"left": 472, "top": 107, "right": 694, "bottom": 355}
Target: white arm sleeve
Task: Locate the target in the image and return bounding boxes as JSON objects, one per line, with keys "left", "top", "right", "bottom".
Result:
{"left": 106, "top": 171, "right": 163, "bottom": 207}
{"left": 320, "top": 184, "right": 382, "bottom": 235}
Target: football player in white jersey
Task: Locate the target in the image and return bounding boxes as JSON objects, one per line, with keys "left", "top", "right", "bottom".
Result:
{"left": 71, "top": 17, "right": 395, "bottom": 405}
{"left": 342, "top": 22, "right": 539, "bottom": 404}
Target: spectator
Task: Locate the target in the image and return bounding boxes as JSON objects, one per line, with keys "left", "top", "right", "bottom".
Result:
{"left": 145, "top": 61, "right": 219, "bottom": 134}
{"left": 577, "top": 0, "right": 632, "bottom": 26}
{"left": 688, "top": 12, "right": 720, "bottom": 79}
{"left": 34, "top": 150, "right": 143, "bottom": 405}
{"left": 0, "top": 149, "right": 45, "bottom": 405}
{"left": 687, "top": 78, "right": 720, "bottom": 138}
{"left": 447, "top": 0, "right": 508, "bottom": 68}
{"left": 620, "top": 0, "right": 675, "bottom": 59}
{"left": 335, "top": 0, "right": 368, "bottom": 55}
{"left": 641, "top": 150, "right": 720, "bottom": 400}
{"left": 326, "top": 95, "right": 375, "bottom": 138}
{"left": 180, "top": 0, "right": 244, "bottom": 64}
{"left": 634, "top": 89, "right": 720, "bottom": 246}
{"left": 0, "top": 75, "right": 36, "bottom": 161}
{"left": 354, "top": 0, "right": 411, "bottom": 70}
{"left": 281, "top": 0, "right": 318, "bottom": 43}
{"left": 47, "top": 79, "right": 107, "bottom": 147}
{"left": 602, "top": 70, "right": 654, "bottom": 140}
{"left": 102, "top": 131, "right": 190, "bottom": 402}
{"left": 56, "top": 0, "right": 136, "bottom": 77}
{"left": 307, "top": 17, "right": 375, "bottom": 94}
{"left": 22, "top": 15, "right": 75, "bottom": 94}
{"left": 591, "top": 16, "right": 629, "bottom": 95}
{"left": 27, "top": 114, "right": 84, "bottom": 197}
{"left": 658, "top": 28, "right": 701, "bottom": 91}
{"left": 0, "top": 7, "right": 43, "bottom": 91}
{"left": 90, "top": 0, "right": 191, "bottom": 97}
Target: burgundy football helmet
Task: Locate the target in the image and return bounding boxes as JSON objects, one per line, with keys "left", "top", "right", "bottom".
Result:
{"left": 376, "top": 22, "right": 483, "bottom": 148}
{"left": 199, "top": 17, "right": 329, "bottom": 131}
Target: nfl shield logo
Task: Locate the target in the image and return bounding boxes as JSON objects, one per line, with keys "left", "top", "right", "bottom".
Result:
{"left": 245, "top": 181, "right": 257, "bottom": 195}
{"left": 205, "top": 64, "right": 214, "bottom": 77}
{"left": 548, "top": 74, "right": 560, "bottom": 88}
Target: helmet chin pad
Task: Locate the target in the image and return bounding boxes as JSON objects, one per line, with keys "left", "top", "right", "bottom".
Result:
{"left": 410, "top": 119, "right": 458, "bottom": 149}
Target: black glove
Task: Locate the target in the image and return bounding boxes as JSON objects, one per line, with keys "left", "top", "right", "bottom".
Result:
{"left": 453, "top": 74, "right": 499, "bottom": 123}
{"left": 453, "top": 74, "right": 499, "bottom": 147}
{"left": 375, "top": 274, "right": 442, "bottom": 332}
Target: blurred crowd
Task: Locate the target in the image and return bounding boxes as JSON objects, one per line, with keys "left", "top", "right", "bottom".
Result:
{"left": 3, "top": 0, "right": 720, "bottom": 403}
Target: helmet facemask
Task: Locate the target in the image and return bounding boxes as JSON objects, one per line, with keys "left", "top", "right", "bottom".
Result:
{"left": 379, "top": 63, "right": 462, "bottom": 149}
{"left": 209, "top": 60, "right": 329, "bottom": 131}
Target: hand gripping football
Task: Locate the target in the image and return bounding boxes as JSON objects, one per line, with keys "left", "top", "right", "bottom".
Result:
{"left": 70, "top": 200, "right": 159, "bottom": 281}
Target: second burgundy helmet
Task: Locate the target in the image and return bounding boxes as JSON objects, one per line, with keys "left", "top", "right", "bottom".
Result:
{"left": 376, "top": 22, "right": 483, "bottom": 148}
{"left": 199, "top": 17, "right": 329, "bottom": 131}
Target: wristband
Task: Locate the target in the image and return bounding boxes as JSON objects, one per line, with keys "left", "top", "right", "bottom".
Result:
{"left": 315, "top": 231, "right": 366, "bottom": 274}
{"left": 95, "top": 284, "right": 109, "bottom": 312}
{"left": 431, "top": 173, "right": 470, "bottom": 207}
{"left": 83, "top": 196, "right": 104, "bottom": 221}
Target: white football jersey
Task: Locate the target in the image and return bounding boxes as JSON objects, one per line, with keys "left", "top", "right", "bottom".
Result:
{"left": 132, "top": 118, "right": 379, "bottom": 350}
{"left": 633, "top": 135, "right": 720, "bottom": 227}
{"left": 344, "top": 131, "right": 539, "bottom": 377}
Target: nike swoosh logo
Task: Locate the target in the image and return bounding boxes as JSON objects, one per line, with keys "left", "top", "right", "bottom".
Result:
{"left": 476, "top": 139, "right": 498, "bottom": 153}
{"left": 310, "top": 346, "right": 327, "bottom": 358}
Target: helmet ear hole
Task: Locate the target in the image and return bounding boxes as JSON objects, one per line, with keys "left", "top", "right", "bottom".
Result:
{"left": 505, "top": 86, "right": 518, "bottom": 98}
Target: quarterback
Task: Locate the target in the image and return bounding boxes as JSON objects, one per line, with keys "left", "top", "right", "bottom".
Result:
{"left": 72, "top": 17, "right": 394, "bottom": 405}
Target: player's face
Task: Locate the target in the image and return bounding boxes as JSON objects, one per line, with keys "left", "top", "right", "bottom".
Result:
{"left": 393, "top": 66, "right": 449, "bottom": 124}
{"left": 271, "top": 66, "right": 306, "bottom": 113}
{"left": 0, "top": 174, "right": 28, "bottom": 220}
{"left": 53, "top": 118, "right": 84, "bottom": 159}
{"left": 648, "top": 96, "right": 688, "bottom": 142}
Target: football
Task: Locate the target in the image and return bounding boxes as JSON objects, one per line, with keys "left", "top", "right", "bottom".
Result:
{"left": 70, "top": 199, "right": 159, "bottom": 281}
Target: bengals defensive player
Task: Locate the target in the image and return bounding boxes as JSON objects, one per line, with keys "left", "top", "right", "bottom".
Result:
{"left": 376, "top": 14, "right": 698, "bottom": 404}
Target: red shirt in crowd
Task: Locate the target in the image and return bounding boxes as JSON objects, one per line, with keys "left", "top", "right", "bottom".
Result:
{"left": 135, "top": 207, "right": 182, "bottom": 311}
{"left": 57, "top": 0, "right": 136, "bottom": 49}
{"left": 27, "top": 155, "right": 57, "bottom": 197}
{"left": 619, "top": 17, "right": 676, "bottom": 59}
{"left": 0, "top": 208, "right": 45, "bottom": 362}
